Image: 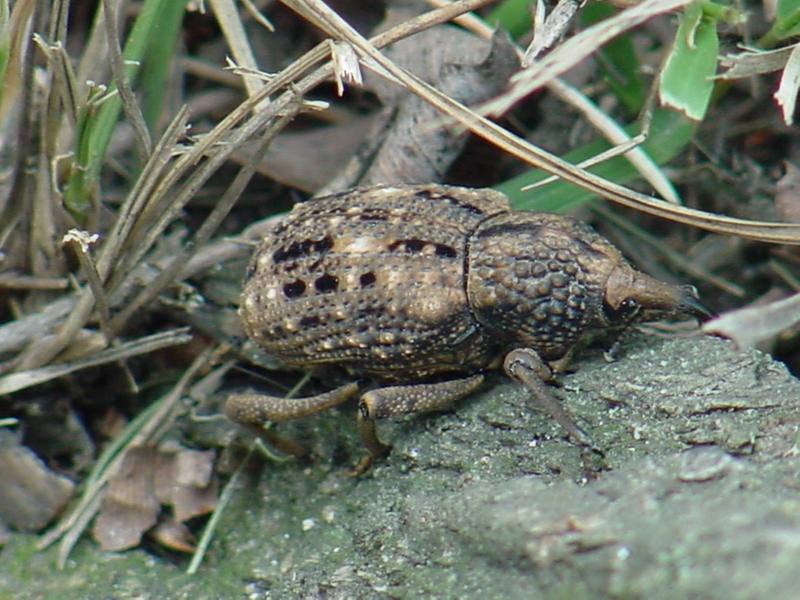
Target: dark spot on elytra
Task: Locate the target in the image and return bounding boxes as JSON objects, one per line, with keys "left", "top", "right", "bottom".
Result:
{"left": 415, "top": 189, "right": 484, "bottom": 216}
{"left": 434, "top": 243, "right": 457, "bottom": 258}
{"left": 406, "top": 239, "right": 425, "bottom": 253}
{"left": 273, "top": 241, "right": 309, "bottom": 263}
{"left": 314, "top": 274, "right": 339, "bottom": 293}
{"left": 388, "top": 238, "right": 427, "bottom": 253}
{"left": 245, "top": 260, "right": 256, "bottom": 280}
{"left": 300, "top": 315, "right": 321, "bottom": 328}
{"left": 283, "top": 279, "right": 306, "bottom": 298}
{"left": 273, "top": 235, "right": 333, "bottom": 264}
{"left": 313, "top": 235, "right": 333, "bottom": 253}
{"left": 360, "top": 272, "right": 376, "bottom": 287}
{"left": 359, "top": 212, "right": 388, "bottom": 221}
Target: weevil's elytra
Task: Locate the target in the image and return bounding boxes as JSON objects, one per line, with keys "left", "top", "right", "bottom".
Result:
{"left": 239, "top": 185, "right": 512, "bottom": 381}
{"left": 228, "top": 184, "right": 712, "bottom": 472}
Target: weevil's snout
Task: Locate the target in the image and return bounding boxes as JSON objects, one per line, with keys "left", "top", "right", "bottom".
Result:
{"left": 603, "top": 266, "right": 712, "bottom": 324}
{"left": 676, "top": 285, "right": 715, "bottom": 322}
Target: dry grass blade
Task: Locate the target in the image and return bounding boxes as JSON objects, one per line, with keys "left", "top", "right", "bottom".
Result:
{"left": 101, "top": 106, "right": 192, "bottom": 289}
{"left": 287, "top": 0, "right": 800, "bottom": 244}
{"left": 14, "top": 108, "right": 191, "bottom": 371}
{"left": 209, "top": 0, "right": 268, "bottom": 105}
{"left": 33, "top": 34, "right": 80, "bottom": 133}
{"left": 0, "top": 0, "right": 35, "bottom": 119}
{"left": 775, "top": 44, "right": 800, "bottom": 126}
{"left": 430, "top": 0, "right": 681, "bottom": 204}
{"left": 719, "top": 44, "right": 799, "bottom": 79}
{"left": 62, "top": 229, "right": 121, "bottom": 350}
{"left": 0, "top": 328, "right": 192, "bottom": 395}
{"left": 523, "top": 0, "right": 583, "bottom": 64}
{"left": 108, "top": 99, "right": 305, "bottom": 334}
{"left": 0, "top": 274, "right": 69, "bottom": 290}
{"left": 484, "top": 0, "right": 692, "bottom": 116}
{"left": 101, "top": 0, "right": 152, "bottom": 159}
{"left": 240, "top": 0, "right": 275, "bottom": 32}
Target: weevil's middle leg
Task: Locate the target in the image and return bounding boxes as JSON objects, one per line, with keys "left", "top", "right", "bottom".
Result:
{"left": 225, "top": 382, "right": 360, "bottom": 457}
{"left": 353, "top": 374, "right": 485, "bottom": 475}
{"left": 503, "top": 348, "right": 601, "bottom": 453}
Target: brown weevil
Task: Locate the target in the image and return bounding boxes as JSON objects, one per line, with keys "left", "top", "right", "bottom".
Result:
{"left": 225, "top": 184, "right": 711, "bottom": 472}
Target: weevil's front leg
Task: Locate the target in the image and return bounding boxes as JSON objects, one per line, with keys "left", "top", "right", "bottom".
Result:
{"left": 503, "top": 348, "right": 600, "bottom": 453}
{"left": 353, "top": 374, "right": 484, "bottom": 475}
{"left": 225, "top": 382, "right": 360, "bottom": 457}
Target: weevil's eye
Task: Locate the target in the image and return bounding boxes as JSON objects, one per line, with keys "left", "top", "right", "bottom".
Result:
{"left": 603, "top": 297, "right": 641, "bottom": 323}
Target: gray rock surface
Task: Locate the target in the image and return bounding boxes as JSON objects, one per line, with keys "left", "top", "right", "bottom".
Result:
{"left": 2, "top": 335, "right": 799, "bottom": 599}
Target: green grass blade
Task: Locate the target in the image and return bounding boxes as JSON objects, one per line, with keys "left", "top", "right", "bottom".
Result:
{"left": 495, "top": 108, "right": 695, "bottom": 213}
{"left": 140, "top": 0, "right": 187, "bottom": 133}
{"left": 63, "top": 0, "right": 187, "bottom": 219}
{"left": 486, "top": 0, "right": 533, "bottom": 38}
{"left": 659, "top": 3, "right": 719, "bottom": 121}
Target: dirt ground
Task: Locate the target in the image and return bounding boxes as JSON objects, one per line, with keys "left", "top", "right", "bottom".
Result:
{"left": 3, "top": 334, "right": 800, "bottom": 599}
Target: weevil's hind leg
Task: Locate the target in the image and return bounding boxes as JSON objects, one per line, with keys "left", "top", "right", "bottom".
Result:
{"left": 353, "top": 374, "right": 485, "bottom": 475}
{"left": 503, "top": 348, "right": 601, "bottom": 454}
{"left": 225, "top": 382, "right": 360, "bottom": 457}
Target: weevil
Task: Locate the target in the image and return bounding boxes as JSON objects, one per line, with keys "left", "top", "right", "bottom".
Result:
{"left": 225, "top": 184, "right": 711, "bottom": 472}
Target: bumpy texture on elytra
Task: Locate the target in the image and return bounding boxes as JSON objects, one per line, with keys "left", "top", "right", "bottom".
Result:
{"left": 240, "top": 185, "right": 638, "bottom": 382}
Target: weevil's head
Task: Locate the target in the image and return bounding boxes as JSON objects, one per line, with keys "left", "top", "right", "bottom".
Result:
{"left": 598, "top": 259, "right": 713, "bottom": 327}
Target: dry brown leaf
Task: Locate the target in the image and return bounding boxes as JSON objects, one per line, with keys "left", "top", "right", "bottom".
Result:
{"left": 718, "top": 44, "right": 798, "bottom": 80}
{"left": 702, "top": 292, "right": 800, "bottom": 349}
{"left": 232, "top": 113, "right": 377, "bottom": 192}
{"left": 92, "top": 447, "right": 160, "bottom": 551}
{"left": 154, "top": 447, "right": 218, "bottom": 522}
{"left": 172, "top": 481, "right": 220, "bottom": 524}
{"left": 150, "top": 518, "right": 196, "bottom": 554}
{"left": 0, "top": 431, "right": 75, "bottom": 531}
{"left": 93, "top": 445, "right": 218, "bottom": 552}
{"left": 323, "top": 25, "right": 518, "bottom": 192}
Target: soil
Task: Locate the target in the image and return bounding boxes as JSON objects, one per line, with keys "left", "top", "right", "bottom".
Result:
{"left": 2, "top": 333, "right": 799, "bottom": 599}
